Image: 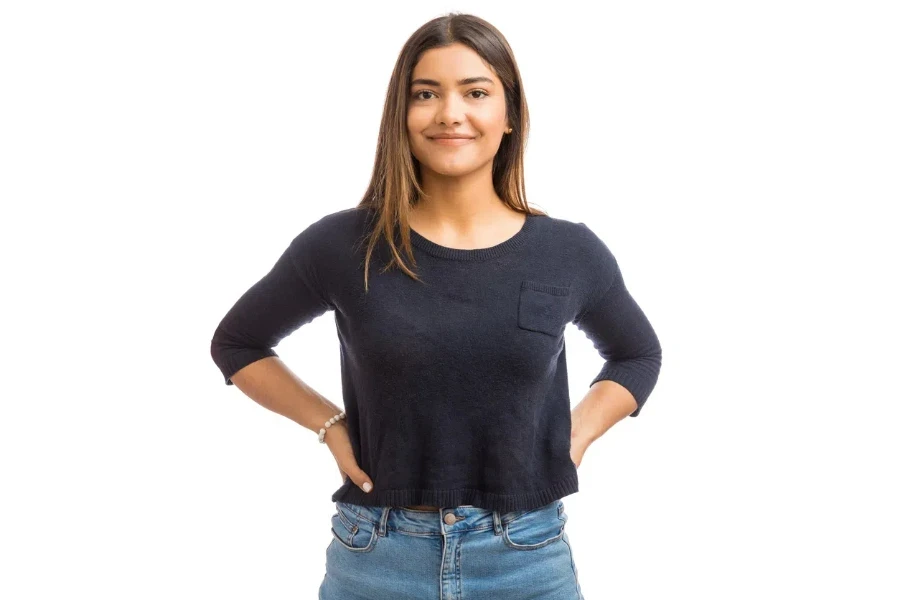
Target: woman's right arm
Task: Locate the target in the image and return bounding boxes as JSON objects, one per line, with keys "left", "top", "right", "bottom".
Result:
{"left": 209, "top": 221, "right": 374, "bottom": 491}
{"left": 210, "top": 219, "right": 337, "bottom": 429}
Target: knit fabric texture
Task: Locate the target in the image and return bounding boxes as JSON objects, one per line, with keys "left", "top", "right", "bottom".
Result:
{"left": 210, "top": 206, "right": 662, "bottom": 512}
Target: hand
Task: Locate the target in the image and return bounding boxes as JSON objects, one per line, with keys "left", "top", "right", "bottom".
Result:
{"left": 570, "top": 434, "right": 590, "bottom": 469}
{"left": 570, "top": 405, "right": 596, "bottom": 470}
{"left": 324, "top": 421, "right": 375, "bottom": 493}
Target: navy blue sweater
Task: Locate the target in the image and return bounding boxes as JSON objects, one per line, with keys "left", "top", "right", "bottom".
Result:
{"left": 210, "top": 207, "right": 662, "bottom": 512}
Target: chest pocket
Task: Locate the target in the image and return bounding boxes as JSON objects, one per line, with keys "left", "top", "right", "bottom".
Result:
{"left": 517, "top": 280, "right": 571, "bottom": 337}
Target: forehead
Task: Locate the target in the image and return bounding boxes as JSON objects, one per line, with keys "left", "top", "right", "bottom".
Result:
{"left": 411, "top": 43, "right": 496, "bottom": 82}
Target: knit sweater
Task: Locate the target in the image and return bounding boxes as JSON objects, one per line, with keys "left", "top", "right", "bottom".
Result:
{"left": 210, "top": 206, "right": 662, "bottom": 512}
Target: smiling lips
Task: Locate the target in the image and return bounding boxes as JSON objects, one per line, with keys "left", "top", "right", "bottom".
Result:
{"left": 429, "top": 136, "right": 475, "bottom": 146}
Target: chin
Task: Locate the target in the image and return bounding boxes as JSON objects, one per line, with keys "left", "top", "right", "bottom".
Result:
{"left": 418, "top": 153, "right": 492, "bottom": 176}
{"left": 421, "top": 162, "right": 481, "bottom": 177}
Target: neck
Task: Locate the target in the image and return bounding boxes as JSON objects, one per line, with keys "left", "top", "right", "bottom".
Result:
{"left": 416, "top": 161, "right": 505, "bottom": 222}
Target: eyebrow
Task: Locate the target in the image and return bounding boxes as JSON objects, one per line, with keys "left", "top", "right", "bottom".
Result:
{"left": 410, "top": 76, "right": 495, "bottom": 87}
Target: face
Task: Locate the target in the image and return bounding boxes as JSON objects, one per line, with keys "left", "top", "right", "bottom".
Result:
{"left": 407, "top": 43, "right": 509, "bottom": 179}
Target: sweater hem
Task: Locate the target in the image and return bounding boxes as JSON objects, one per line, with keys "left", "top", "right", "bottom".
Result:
{"left": 331, "top": 471, "right": 579, "bottom": 513}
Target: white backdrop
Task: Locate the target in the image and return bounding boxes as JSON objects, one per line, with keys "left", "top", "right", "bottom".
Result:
{"left": 2, "top": 1, "right": 898, "bottom": 598}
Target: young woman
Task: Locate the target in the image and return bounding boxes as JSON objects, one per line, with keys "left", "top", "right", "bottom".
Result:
{"left": 211, "top": 12, "right": 662, "bottom": 599}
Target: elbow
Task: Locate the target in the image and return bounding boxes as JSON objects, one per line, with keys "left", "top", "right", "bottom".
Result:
{"left": 209, "top": 325, "right": 228, "bottom": 372}
{"left": 209, "top": 331, "right": 234, "bottom": 386}
{"left": 641, "top": 332, "right": 663, "bottom": 379}
{"left": 209, "top": 327, "right": 277, "bottom": 387}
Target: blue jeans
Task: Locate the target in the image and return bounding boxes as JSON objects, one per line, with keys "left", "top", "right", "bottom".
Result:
{"left": 318, "top": 499, "right": 585, "bottom": 599}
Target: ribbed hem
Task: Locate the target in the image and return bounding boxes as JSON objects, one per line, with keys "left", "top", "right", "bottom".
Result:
{"left": 332, "top": 471, "right": 579, "bottom": 513}
{"left": 408, "top": 214, "right": 539, "bottom": 261}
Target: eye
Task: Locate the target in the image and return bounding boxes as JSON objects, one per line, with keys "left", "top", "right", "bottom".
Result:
{"left": 411, "top": 89, "right": 489, "bottom": 101}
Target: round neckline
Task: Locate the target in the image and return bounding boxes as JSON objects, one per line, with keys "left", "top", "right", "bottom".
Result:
{"left": 408, "top": 214, "right": 538, "bottom": 261}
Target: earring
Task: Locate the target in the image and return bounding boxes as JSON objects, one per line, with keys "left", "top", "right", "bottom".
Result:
{"left": 506, "top": 127, "right": 512, "bottom": 134}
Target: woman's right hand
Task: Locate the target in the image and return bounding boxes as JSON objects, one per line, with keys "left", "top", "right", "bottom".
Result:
{"left": 324, "top": 421, "right": 374, "bottom": 493}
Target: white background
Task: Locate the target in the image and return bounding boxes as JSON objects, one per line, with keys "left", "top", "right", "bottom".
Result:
{"left": 2, "top": 1, "right": 898, "bottom": 598}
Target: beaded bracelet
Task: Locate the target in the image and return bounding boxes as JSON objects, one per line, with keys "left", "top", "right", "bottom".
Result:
{"left": 318, "top": 411, "right": 347, "bottom": 443}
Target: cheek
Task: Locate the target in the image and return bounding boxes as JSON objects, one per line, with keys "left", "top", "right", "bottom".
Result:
{"left": 472, "top": 110, "right": 507, "bottom": 138}
{"left": 407, "top": 106, "right": 428, "bottom": 130}
{"left": 406, "top": 113, "right": 429, "bottom": 146}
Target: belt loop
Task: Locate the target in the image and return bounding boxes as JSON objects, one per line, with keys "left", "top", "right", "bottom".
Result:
{"left": 378, "top": 506, "right": 390, "bottom": 537}
{"left": 492, "top": 510, "right": 502, "bottom": 535}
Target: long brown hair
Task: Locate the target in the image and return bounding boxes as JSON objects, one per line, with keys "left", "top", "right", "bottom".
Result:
{"left": 355, "top": 12, "right": 547, "bottom": 291}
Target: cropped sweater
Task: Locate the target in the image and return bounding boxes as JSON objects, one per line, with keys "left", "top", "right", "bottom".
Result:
{"left": 210, "top": 206, "right": 662, "bottom": 512}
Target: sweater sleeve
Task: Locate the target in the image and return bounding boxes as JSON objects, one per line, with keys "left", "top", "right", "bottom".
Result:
{"left": 209, "top": 222, "right": 334, "bottom": 386}
{"left": 572, "top": 225, "right": 662, "bottom": 417}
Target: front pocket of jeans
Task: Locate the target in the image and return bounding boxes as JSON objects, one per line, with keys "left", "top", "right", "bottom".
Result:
{"left": 330, "top": 502, "right": 379, "bottom": 552}
{"left": 501, "top": 501, "right": 566, "bottom": 550}
{"left": 517, "top": 281, "right": 571, "bottom": 337}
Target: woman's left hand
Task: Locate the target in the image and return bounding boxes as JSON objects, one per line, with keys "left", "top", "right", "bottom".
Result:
{"left": 570, "top": 434, "right": 590, "bottom": 469}
{"left": 570, "top": 407, "right": 594, "bottom": 469}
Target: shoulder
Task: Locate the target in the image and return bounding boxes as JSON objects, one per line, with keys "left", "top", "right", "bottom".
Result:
{"left": 302, "top": 205, "right": 371, "bottom": 234}
{"left": 532, "top": 214, "right": 621, "bottom": 306}
{"left": 534, "top": 213, "right": 618, "bottom": 266}
{"left": 290, "top": 206, "right": 371, "bottom": 247}
{"left": 283, "top": 206, "right": 374, "bottom": 273}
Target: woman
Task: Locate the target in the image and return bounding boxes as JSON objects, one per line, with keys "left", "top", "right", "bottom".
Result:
{"left": 210, "top": 12, "right": 662, "bottom": 600}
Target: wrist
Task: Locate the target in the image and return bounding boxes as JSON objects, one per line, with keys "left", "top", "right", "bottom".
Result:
{"left": 317, "top": 410, "right": 347, "bottom": 443}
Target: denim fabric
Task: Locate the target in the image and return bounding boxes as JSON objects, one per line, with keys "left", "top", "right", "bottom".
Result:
{"left": 318, "top": 499, "right": 584, "bottom": 599}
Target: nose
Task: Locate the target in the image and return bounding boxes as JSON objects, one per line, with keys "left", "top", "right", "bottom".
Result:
{"left": 434, "top": 93, "right": 466, "bottom": 127}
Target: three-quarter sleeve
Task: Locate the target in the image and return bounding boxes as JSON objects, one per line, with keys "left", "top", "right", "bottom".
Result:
{"left": 210, "top": 223, "right": 334, "bottom": 385}
{"left": 572, "top": 224, "right": 662, "bottom": 417}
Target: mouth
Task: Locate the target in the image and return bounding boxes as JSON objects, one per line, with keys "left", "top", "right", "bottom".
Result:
{"left": 429, "top": 137, "right": 476, "bottom": 146}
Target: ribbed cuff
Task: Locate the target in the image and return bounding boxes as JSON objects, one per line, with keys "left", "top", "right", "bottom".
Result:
{"left": 216, "top": 348, "right": 278, "bottom": 386}
{"left": 590, "top": 364, "right": 654, "bottom": 417}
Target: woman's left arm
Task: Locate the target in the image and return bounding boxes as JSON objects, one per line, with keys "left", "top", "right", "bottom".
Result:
{"left": 568, "top": 242, "right": 663, "bottom": 467}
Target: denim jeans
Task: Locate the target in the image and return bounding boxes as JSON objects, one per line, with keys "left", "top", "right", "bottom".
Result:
{"left": 318, "top": 499, "right": 585, "bottom": 599}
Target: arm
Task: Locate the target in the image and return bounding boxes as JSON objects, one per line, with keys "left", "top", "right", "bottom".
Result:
{"left": 570, "top": 380, "right": 641, "bottom": 466}
{"left": 210, "top": 223, "right": 333, "bottom": 387}
{"left": 210, "top": 221, "right": 337, "bottom": 430}
{"left": 226, "top": 355, "right": 344, "bottom": 433}
{"left": 209, "top": 220, "right": 376, "bottom": 492}
{"left": 570, "top": 231, "right": 663, "bottom": 453}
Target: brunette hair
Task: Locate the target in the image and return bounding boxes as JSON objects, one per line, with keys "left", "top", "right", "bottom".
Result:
{"left": 355, "top": 12, "right": 547, "bottom": 291}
